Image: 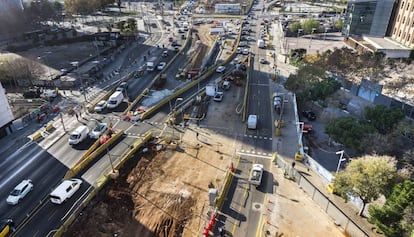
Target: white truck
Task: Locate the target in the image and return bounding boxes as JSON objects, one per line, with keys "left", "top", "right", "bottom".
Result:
{"left": 249, "top": 164, "right": 264, "bottom": 186}
{"left": 247, "top": 114, "right": 257, "bottom": 129}
{"left": 68, "top": 125, "right": 89, "bottom": 145}
{"left": 107, "top": 91, "right": 124, "bottom": 109}
{"left": 257, "top": 39, "right": 265, "bottom": 48}
{"left": 146, "top": 57, "right": 158, "bottom": 71}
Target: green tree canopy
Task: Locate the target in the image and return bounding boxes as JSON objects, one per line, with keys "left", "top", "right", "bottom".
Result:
{"left": 334, "top": 155, "right": 397, "bottom": 216}
{"left": 288, "top": 21, "right": 302, "bottom": 35}
{"left": 365, "top": 105, "right": 405, "bottom": 134}
{"left": 369, "top": 180, "right": 414, "bottom": 237}
{"left": 309, "top": 77, "right": 341, "bottom": 101}
{"left": 284, "top": 64, "right": 326, "bottom": 100}
{"left": 325, "top": 116, "right": 376, "bottom": 152}
{"left": 302, "top": 19, "right": 320, "bottom": 34}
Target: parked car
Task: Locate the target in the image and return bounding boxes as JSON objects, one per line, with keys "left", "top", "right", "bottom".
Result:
{"left": 162, "top": 50, "right": 168, "bottom": 57}
{"left": 94, "top": 100, "right": 107, "bottom": 112}
{"left": 216, "top": 66, "right": 226, "bottom": 73}
{"left": 6, "top": 179, "right": 33, "bottom": 205}
{"left": 302, "top": 110, "right": 316, "bottom": 121}
{"left": 242, "top": 48, "right": 249, "bottom": 55}
{"left": 89, "top": 123, "right": 108, "bottom": 139}
{"left": 157, "top": 62, "right": 167, "bottom": 70}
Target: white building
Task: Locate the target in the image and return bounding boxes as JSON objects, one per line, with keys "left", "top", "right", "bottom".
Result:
{"left": 0, "top": 83, "right": 14, "bottom": 137}
{"left": 215, "top": 3, "right": 241, "bottom": 14}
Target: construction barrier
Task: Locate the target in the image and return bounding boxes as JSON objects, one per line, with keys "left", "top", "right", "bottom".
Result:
{"left": 31, "top": 132, "right": 43, "bottom": 141}
{"left": 216, "top": 170, "right": 233, "bottom": 210}
{"left": 53, "top": 132, "right": 152, "bottom": 237}
{"left": 241, "top": 55, "right": 251, "bottom": 122}
{"left": 64, "top": 130, "right": 124, "bottom": 179}
{"left": 44, "top": 123, "right": 54, "bottom": 132}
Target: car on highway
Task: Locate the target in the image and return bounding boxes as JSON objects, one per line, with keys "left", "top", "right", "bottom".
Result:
{"left": 302, "top": 110, "right": 316, "bottom": 121}
{"left": 0, "top": 219, "right": 14, "bottom": 237}
{"left": 213, "top": 92, "right": 224, "bottom": 102}
{"left": 216, "top": 66, "right": 226, "bottom": 73}
{"left": 116, "top": 82, "right": 128, "bottom": 92}
{"left": 6, "top": 179, "right": 33, "bottom": 205}
{"left": 50, "top": 178, "right": 83, "bottom": 204}
{"left": 89, "top": 123, "right": 108, "bottom": 139}
{"left": 94, "top": 100, "right": 107, "bottom": 112}
{"left": 157, "top": 62, "right": 167, "bottom": 71}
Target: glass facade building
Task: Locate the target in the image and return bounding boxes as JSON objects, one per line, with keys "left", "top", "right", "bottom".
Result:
{"left": 343, "top": 0, "right": 394, "bottom": 37}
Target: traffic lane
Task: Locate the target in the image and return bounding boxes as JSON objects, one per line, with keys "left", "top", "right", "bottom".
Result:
{"left": 15, "top": 180, "right": 92, "bottom": 237}
{"left": 247, "top": 79, "right": 271, "bottom": 134}
{"left": 0, "top": 144, "right": 67, "bottom": 224}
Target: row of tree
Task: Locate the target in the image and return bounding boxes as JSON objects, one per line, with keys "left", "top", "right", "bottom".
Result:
{"left": 334, "top": 155, "right": 414, "bottom": 237}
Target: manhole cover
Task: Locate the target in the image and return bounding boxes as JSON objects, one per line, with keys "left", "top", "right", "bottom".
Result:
{"left": 252, "top": 202, "right": 262, "bottom": 211}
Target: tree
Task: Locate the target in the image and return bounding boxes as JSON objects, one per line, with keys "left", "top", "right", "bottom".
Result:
{"left": 334, "top": 155, "right": 397, "bottom": 216}
{"left": 309, "top": 77, "right": 341, "bottom": 101}
{"left": 325, "top": 116, "right": 376, "bottom": 152}
{"left": 365, "top": 105, "right": 405, "bottom": 134}
{"left": 368, "top": 180, "right": 414, "bottom": 237}
{"left": 284, "top": 64, "right": 326, "bottom": 100}
{"left": 126, "top": 18, "right": 137, "bottom": 32}
{"left": 288, "top": 21, "right": 302, "bottom": 35}
{"left": 302, "top": 19, "right": 320, "bottom": 34}
{"left": 334, "top": 19, "right": 343, "bottom": 30}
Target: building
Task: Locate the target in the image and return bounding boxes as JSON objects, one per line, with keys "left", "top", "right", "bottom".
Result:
{"left": 342, "top": 0, "right": 394, "bottom": 37}
{"left": 0, "top": 0, "right": 23, "bottom": 14}
{"left": 390, "top": 0, "right": 414, "bottom": 47}
{"left": 0, "top": 82, "right": 15, "bottom": 138}
{"left": 214, "top": 3, "right": 240, "bottom": 14}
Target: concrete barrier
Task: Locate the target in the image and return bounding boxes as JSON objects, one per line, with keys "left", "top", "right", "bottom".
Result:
{"left": 64, "top": 130, "right": 124, "bottom": 179}
{"left": 44, "top": 123, "right": 54, "bottom": 132}
{"left": 31, "top": 132, "right": 43, "bottom": 141}
{"left": 216, "top": 170, "right": 233, "bottom": 210}
{"left": 241, "top": 55, "right": 251, "bottom": 122}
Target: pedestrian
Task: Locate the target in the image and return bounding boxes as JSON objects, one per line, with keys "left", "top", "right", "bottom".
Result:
{"left": 75, "top": 113, "right": 79, "bottom": 121}
{"left": 196, "top": 132, "right": 199, "bottom": 139}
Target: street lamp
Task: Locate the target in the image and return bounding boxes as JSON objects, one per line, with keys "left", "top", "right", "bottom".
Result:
{"left": 70, "top": 61, "right": 87, "bottom": 102}
{"left": 335, "top": 150, "right": 346, "bottom": 173}
{"left": 296, "top": 28, "right": 303, "bottom": 47}
{"left": 308, "top": 27, "right": 317, "bottom": 50}
{"left": 297, "top": 122, "right": 304, "bottom": 154}
{"left": 106, "top": 147, "right": 115, "bottom": 173}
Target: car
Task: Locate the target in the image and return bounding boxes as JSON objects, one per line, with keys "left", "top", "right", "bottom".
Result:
{"left": 162, "top": 50, "right": 168, "bottom": 57}
{"left": 249, "top": 164, "right": 263, "bottom": 186}
{"left": 94, "top": 100, "right": 107, "bottom": 112}
{"left": 89, "top": 123, "right": 108, "bottom": 139}
{"left": 213, "top": 92, "right": 224, "bottom": 102}
{"left": 239, "top": 41, "right": 248, "bottom": 47}
{"left": 260, "top": 58, "right": 267, "bottom": 64}
{"left": 171, "top": 41, "right": 178, "bottom": 47}
{"left": 168, "top": 37, "right": 173, "bottom": 42}
{"left": 157, "top": 62, "right": 167, "bottom": 71}
{"left": 302, "top": 110, "right": 316, "bottom": 121}
{"left": 0, "top": 219, "right": 14, "bottom": 237}
{"left": 216, "top": 66, "right": 226, "bottom": 73}
{"left": 236, "top": 47, "right": 242, "bottom": 54}
{"left": 174, "top": 46, "right": 180, "bottom": 52}
{"left": 222, "top": 81, "right": 231, "bottom": 90}
{"left": 116, "top": 82, "right": 128, "bottom": 92}
{"left": 7, "top": 179, "right": 33, "bottom": 205}
{"left": 242, "top": 48, "right": 249, "bottom": 55}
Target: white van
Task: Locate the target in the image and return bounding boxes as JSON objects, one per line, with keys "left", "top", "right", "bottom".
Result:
{"left": 50, "top": 178, "right": 83, "bottom": 204}
{"left": 68, "top": 125, "right": 89, "bottom": 145}
{"left": 247, "top": 114, "right": 257, "bottom": 129}
{"left": 107, "top": 91, "right": 124, "bottom": 109}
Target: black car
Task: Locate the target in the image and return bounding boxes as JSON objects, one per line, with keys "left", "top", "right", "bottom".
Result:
{"left": 302, "top": 110, "right": 316, "bottom": 121}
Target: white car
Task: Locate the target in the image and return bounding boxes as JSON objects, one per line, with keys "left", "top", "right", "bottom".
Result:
{"left": 7, "top": 179, "right": 34, "bottom": 205}
{"left": 242, "top": 48, "right": 249, "bottom": 55}
{"left": 89, "top": 123, "right": 108, "bottom": 139}
{"left": 157, "top": 62, "right": 167, "bottom": 71}
{"left": 213, "top": 92, "right": 224, "bottom": 102}
{"left": 94, "top": 100, "right": 107, "bottom": 112}
{"left": 236, "top": 47, "right": 242, "bottom": 54}
{"left": 216, "top": 66, "right": 226, "bottom": 73}
{"left": 249, "top": 164, "right": 264, "bottom": 186}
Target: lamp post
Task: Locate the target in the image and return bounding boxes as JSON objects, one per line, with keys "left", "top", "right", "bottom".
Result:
{"left": 335, "top": 150, "right": 346, "bottom": 173}
{"left": 70, "top": 61, "right": 87, "bottom": 102}
{"left": 106, "top": 147, "right": 115, "bottom": 173}
{"left": 308, "top": 27, "right": 317, "bottom": 50}
{"left": 297, "top": 121, "right": 304, "bottom": 153}
{"left": 296, "top": 28, "right": 303, "bottom": 47}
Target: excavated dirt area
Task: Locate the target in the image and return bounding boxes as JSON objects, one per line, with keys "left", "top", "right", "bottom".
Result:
{"left": 65, "top": 131, "right": 232, "bottom": 237}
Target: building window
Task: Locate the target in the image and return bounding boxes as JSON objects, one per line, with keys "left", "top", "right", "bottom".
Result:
{"left": 407, "top": 3, "right": 410, "bottom": 10}
{"left": 403, "top": 17, "right": 406, "bottom": 24}
{"left": 397, "top": 14, "right": 400, "bottom": 22}
{"left": 394, "top": 28, "right": 397, "bottom": 34}
{"left": 403, "top": 32, "right": 406, "bottom": 38}
{"left": 399, "top": 30, "right": 401, "bottom": 37}
{"left": 402, "top": 1, "right": 405, "bottom": 9}
{"left": 408, "top": 34, "right": 411, "bottom": 41}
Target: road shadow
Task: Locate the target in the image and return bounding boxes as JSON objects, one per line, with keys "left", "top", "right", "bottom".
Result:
{"left": 220, "top": 175, "right": 247, "bottom": 222}
{"left": 256, "top": 170, "right": 274, "bottom": 194}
